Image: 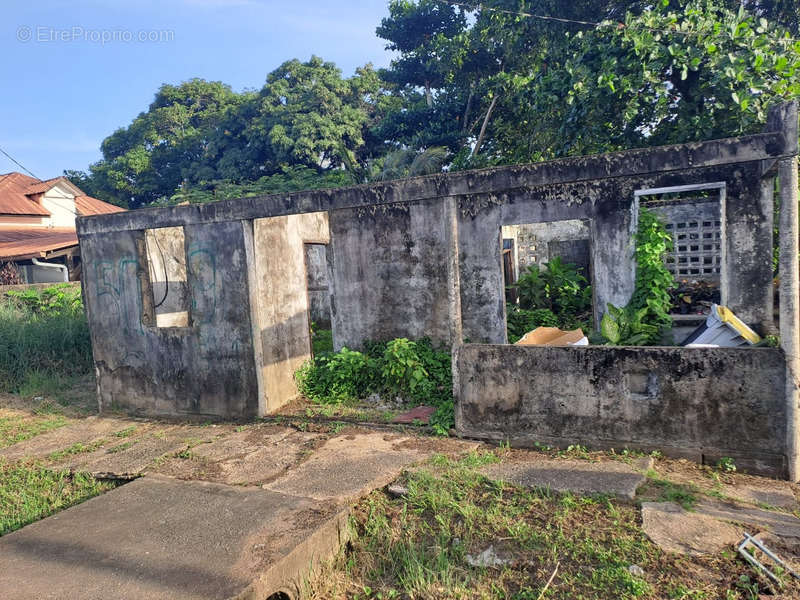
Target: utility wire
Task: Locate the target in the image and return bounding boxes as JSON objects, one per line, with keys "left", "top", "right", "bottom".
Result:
{"left": 0, "top": 145, "right": 39, "bottom": 179}
{"left": 433, "top": 0, "right": 800, "bottom": 44}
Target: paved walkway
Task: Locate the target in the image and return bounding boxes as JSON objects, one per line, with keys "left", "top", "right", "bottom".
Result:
{"left": 2, "top": 408, "right": 799, "bottom": 597}
{"left": 0, "top": 412, "right": 478, "bottom": 599}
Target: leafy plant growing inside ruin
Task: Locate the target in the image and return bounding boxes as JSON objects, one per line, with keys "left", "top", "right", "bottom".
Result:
{"left": 509, "top": 257, "right": 592, "bottom": 336}
{"left": 295, "top": 337, "right": 454, "bottom": 435}
{"left": 601, "top": 208, "right": 674, "bottom": 346}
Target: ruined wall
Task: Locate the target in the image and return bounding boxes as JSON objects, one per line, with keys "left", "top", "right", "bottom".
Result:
{"left": 328, "top": 198, "right": 457, "bottom": 350}
{"left": 458, "top": 180, "right": 637, "bottom": 343}
{"left": 249, "top": 212, "right": 329, "bottom": 413}
{"left": 81, "top": 222, "right": 260, "bottom": 418}
{"left": 455, "top": 344, "right": 787, "bottom": 477}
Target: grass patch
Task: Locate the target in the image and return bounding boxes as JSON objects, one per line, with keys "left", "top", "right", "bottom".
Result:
{"left": 106, "top": 440, "right": 136, "bottom": 453}
{"left": 307, "top": 453, "right": 769, "bottom": 599}
{"left": 0, "top": 414, "right": 67, "bottom": 448}
{"left": 0, "top": 285, "right": 92, "bottom": 395}
{"left": 47, "top": 439, "right": 106, "bottom": 461}
{"left": 639, "top": 469, "right": 699, "bottom": 509}
{"left": 0, "top": 459, "right": 116, "bottom": 536}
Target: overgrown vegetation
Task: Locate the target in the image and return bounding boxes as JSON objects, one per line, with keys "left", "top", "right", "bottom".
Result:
{"left": 307, "top": 452, "right": 766, "bottom": 599}
{"left": 0, "top": 459, "right": 115, "bottom": 536}
{"left": 601, "top": 208, "right": 675, "bottom": 345}
{"left": 0, "top": 284, "right": 93, "bottom": 393}
{"left": 295, "top": 337, "right": 453, "bottom": 434}
{"left": 507, "top": 257, "right": 592, "bottom": 342}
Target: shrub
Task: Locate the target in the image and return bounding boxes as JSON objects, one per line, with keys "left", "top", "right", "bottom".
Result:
{"left": 295, "top": 337, "right": 454, "bottom": 435}
{"left": 510, "top": 257, "right": 592, "bottom": 333}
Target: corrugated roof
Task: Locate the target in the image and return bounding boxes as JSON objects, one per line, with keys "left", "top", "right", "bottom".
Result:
{"left": 75, "top": 195, "right": 126, "bottom": 216}
{"left": 0, "top": 173, "right": 51, "bottom": 216}
{"left": 0, "top": 227, "right": 78, "bottom": 261}
{"left": 0, "top": 172, "right": 126, "bottom": 219}
{"left": 23, "top": 176, "right": 71, "bottom": 196}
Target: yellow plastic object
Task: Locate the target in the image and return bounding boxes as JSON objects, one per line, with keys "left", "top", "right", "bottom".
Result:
{"left": 714, "top": 305, "right": 761, "bottom": 345}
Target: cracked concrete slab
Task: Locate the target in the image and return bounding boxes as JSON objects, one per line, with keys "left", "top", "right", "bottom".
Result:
{"left": 262, "top": 432, "right": 432, "bottom": 502}
{"left": 60, "top": 426, "right": 222, "bottom": 478}
{"left": 0, "top": 417, "right": 138, "bottom": 462}
{"left": 153, "top": 427, "right": 322, "bottom": 486}
{"left": 721, "top": 482, "right": 798, "bottom": 510}
{"left": 641, "top": 501, "right": 742, "bottom": 556}
{"left": 0, "top": 476, "right": 348, "bottom": 600}
{"left": 481, "top": 457, "right": 652, "bottom": 500}
{"left": 695, "top": 498, "right": 800, "bottom": 538}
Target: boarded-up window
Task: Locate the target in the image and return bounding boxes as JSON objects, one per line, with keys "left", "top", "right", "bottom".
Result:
{"left": 145, "top": 226, "right": 189, "bottom": 327}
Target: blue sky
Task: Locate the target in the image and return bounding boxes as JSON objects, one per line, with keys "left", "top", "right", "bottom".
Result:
{"left": 1, "top": 0, "right": 394, "bottom": 179}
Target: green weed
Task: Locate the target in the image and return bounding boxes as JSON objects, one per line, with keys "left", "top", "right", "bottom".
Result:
{"left": 0, "top": 459, "right": 115, "bottom": 536}
{"left": 0, "top": 414, "right": 67, "bottom": 448}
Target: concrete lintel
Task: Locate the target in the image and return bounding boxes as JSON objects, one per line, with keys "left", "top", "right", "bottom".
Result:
{"left": 77, "top": 130, "right": 792, "bottom": 236}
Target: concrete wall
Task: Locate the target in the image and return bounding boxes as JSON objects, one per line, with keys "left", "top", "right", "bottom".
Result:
{"left": 248, "top": 212, "right": 329, "bottom": 413}
{"left": 328, "top": 198, "right": 458, "bottom": 349}
{"left": 455, "top": 344, "right": 787, "bottom": 477}
{"left": 81, "top": 222, "right": 260, "bottom": 418}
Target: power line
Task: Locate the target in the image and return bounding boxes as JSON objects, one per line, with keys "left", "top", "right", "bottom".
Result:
{"left": 0, "top": 145, "right": 39, "bottom": 179}
{"left": 434, "top": 0, "right": 800, "bottom": 44}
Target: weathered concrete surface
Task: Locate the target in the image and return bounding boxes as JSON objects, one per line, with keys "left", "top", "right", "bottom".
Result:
{"left": 0, "top": 476, "right": 348, "bottom": 600}
{"left": 455, "top": 345, "right": 787, "bottom": 478}
{"left": 695, "top": 498, "right": 800, "bottom": 538}
{"left": 0, "top": 416, "right": 136, "bottom": 462}
{"left": 481, "top": 456, "right": 651, "bottom": 500}
{"left": 262, "top": 432, "right": 475, "bottom": 502}
{"left": 641, "top": 502, "right": 742, "bottom": 556}
{"left": 249, "top": 212, "right": 329, "bottom": 412}
{"left": 77, "top": 127, "right": 796, "bottom": 236}
{"left": 152, "top": 427, "right": 322, "bottom": 486}
{"left": 329, "top": 198, "right": 456, "bottom": 349}
{"left": 60, "top": 426, "right": 222, "bottom": 478}
{"left": 82, "top": 221, "right": 260, "bottom": 418}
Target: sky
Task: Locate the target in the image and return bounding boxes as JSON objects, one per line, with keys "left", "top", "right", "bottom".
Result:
{"left": 0, "top": 0, "right": 394, "bottom": 179}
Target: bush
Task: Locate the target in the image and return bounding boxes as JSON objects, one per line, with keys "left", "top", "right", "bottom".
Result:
{"left": 510, "top": 257, "right": 592, "bottom": 332}
{"left": 0, "top": 284, "right": 92, "bottom": 392}
{"left": 295, "top": 337, "right": 454, "bottom": 435}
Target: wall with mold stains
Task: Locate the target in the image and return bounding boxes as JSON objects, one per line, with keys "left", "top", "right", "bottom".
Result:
{"left": 455, "top": 344, "right": 787, "bottom": 478}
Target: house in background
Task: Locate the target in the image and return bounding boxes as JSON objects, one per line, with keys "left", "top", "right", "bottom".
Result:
{"left": 0, "top": 172, "right": 124, "bottom": 282}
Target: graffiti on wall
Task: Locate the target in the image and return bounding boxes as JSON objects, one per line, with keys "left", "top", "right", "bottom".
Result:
{"left": 187, "top": 243, "right": 217, "bottom": 325}
{"left": 94, "top": 257, "right": 145, "bottom": 335}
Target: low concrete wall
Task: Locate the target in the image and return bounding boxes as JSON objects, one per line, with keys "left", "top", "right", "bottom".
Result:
{"left": 455, "top": 344, "right": 787, "bottom": 477}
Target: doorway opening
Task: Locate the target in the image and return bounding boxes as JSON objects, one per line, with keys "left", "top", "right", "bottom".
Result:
{"left": 501, "top": 219, "right": 593, "bottom": 343}
{"left": 304, "top": 243, "right": 333, "bottom": 355}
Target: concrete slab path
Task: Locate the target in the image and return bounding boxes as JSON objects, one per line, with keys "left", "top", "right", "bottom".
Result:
{"left": 480, "top": 456, "right": 652, "bottom": 499}
{"left": 0, "top": 476, "right": 347, "bottom": 600}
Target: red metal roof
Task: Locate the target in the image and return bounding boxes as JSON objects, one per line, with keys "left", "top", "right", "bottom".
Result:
{"left": 0, "top": 172, "right": 125, "bottom": 218}
{"left": 75, "top": 195, "right": 125, "bottom": 216}
{"left": 0, "top": 173, "right": 51, "bottom": 216}
{"left": 0, "top": 227, "right": 78, "bottom": 261}
{"left": 23, "top": 176, "right": 71, "bottom": 196}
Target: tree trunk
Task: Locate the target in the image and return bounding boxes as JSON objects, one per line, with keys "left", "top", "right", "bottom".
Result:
{"left": 472, "top": 95, "right": 499, "bottom": 159}
{"left": 424, "top": 81, "right": 433, "bottom": 108}
{"left": 462, "top": 87, "right": 475, "bottom": 132}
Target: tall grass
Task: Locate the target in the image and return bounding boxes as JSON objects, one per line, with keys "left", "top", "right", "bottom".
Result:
{"left": 0, "top": 285, "right": 93, "bottom": 392}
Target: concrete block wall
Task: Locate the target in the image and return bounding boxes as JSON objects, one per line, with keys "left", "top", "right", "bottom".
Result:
{"left": 81, "top": 222, "right": 260, "bottom": 418}
{"left": 455, "top": 344, "right": 787, "bottom": 478}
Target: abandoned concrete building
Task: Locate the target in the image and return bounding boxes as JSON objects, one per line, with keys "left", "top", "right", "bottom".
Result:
{"left": 76, "top": 102, "right": 800, "bottom": 480}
